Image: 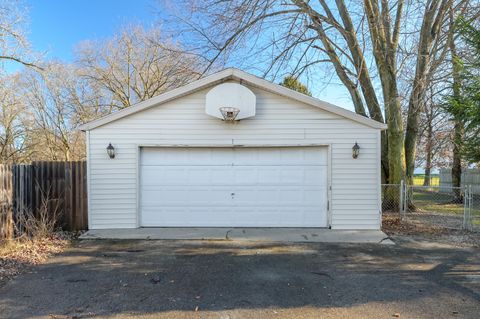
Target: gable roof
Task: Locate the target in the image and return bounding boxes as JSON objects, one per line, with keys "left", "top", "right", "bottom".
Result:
{"left": 78, "top": 68, "right": 387, "bottom": 131}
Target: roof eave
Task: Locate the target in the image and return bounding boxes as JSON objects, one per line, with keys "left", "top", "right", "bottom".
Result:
{"left": 78, "top": 68, "right": 236, "bottom": 131}
{"left": 78, "top": 67, "right": 387, "bottom": 131}
{"left": 230, "top": 69, "right": 387, "bottom": 130}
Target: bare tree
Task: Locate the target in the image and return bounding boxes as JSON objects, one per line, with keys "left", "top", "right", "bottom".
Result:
{"left": 13, "top": 26, "right": 206, "bottom": 161}
{"left": 0, "top": 0, "right": 41, "bottom": 70}
{"left": 403, "top": 0, "right": 474, "bottom": 186}
{"left": 76, "top": 25, "right": 204, "bottom": 110}
{"left": 166, "top": 0, "right": 471, "bottom": 191}
{"left": 415, "top": 87, "right": 452, "bottom": 185}
{"left": 0, "top": 73, "right": 30, "bottom": 162}
{"left": 0, "top": 0, "right": 41, "bottom": 163}
{"left": 22, "top": 64, "right": 89, "bottom": 161}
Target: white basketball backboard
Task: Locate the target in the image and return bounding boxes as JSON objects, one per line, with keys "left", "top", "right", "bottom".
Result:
{"left": 205, "top": 83, "right": 256, "bottom": 120}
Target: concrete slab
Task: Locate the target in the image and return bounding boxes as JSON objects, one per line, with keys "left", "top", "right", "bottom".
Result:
{"left": 80, "top": 228, "right": 393, "bottom": 244}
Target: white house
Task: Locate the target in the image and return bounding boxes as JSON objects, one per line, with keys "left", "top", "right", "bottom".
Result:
{"left": 79, "top": 68, "right": 387, "bottom": 230}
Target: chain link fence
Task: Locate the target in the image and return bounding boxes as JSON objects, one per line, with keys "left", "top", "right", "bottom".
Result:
{"left": 381, "top": 184, "right": 402, "bottom": 214}
{"left": 407, "top": 185, "right": 466, "bottom": 231}
{"left": 465, "top": 188, "right": 480, "bottom": 232}
{"left": 381, "top": 182, "right": 479, "bottom": 233}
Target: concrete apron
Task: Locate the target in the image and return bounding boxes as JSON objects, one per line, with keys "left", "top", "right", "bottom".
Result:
{"left": 80, "top": 228, "right": 394, "bottom": 244}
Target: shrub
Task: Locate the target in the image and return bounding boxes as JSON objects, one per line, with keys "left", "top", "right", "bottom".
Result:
{"left": 14, "top": 194, "right": 61, "bottom": 240}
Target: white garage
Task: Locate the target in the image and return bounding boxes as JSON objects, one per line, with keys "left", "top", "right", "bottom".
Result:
{"left": 79, "top": 68, "right": 386, "bottom": 230}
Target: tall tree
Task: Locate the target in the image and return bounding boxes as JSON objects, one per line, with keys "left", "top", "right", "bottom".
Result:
{"left": 415, "top": 87, "right": 452, "bottom": 186}
{"left": 169, "top": 0, "right": 465, "bottom": 190}
{"left": 404, "top": 1, "right": 470, "bottom": 186}
{"left": 22, "top": 64, "right": 88, "bottom": 161}
{"left": 0, "top": 0, "right": 41, "bottom": 163}
{"left": 449, "top": 11, "right": 464, "bottom": 199}
{"left": 446, "top": 17, "right": 480, "bottom": 164}
{"left": 0, "top": 24, "right": 207, "bottom": 162}
{"left": 0, "top": 73, "right": 30, "bottom": 162}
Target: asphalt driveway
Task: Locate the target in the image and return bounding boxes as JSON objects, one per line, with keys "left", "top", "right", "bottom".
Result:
{"left": 0, "top": 238, "right": 479, "bottom": 319}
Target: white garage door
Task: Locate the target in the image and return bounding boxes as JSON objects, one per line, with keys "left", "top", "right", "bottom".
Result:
{"left": 139, "top": 147, "right": 328, "bottom": 227}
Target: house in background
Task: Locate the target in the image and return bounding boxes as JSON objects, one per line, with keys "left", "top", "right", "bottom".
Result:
{"left": 79, "top": 68, "right": 386, "bottom": 230}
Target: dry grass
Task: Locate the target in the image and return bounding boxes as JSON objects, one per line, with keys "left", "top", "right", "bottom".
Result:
{"left": 382, "top": 213, "right": 449, "bottom": 236}
{"left": 14, "top": 192, "right": 61, "bottom": 239}
{"left": 382, "top": 213, "right": 480, "bottom": 247}
{"left": 0, "top": 194, "right": 71, "bottom": 285}
{"left": 0, "top": 235, "right": 69, "bottom": 283}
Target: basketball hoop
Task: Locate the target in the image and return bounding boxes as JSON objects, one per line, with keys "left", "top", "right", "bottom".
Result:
{"left": 219, "top": 107, "right": 240, "bottom": 121}
{"left": 206, "top": 83, "right": 256, "bottom": 120}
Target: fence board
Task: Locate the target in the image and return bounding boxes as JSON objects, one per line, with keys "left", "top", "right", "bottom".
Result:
{"left": 0, "top": 161, "right": 88, "bottom": 239}
{"left": 0, "top": 165, "right": 13, "bottom": 240}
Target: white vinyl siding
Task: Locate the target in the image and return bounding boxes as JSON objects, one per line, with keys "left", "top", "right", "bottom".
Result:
{"left": 88, "top": 84, "right": 380, "bottom": 230}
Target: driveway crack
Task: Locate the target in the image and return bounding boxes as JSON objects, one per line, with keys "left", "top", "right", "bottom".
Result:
{"left": 225, "top": 229, "right": 233, "bottom": 240}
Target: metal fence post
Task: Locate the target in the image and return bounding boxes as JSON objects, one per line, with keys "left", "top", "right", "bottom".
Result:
{"left": 462, "top": 185, "right": 467, "bottom": 230}
{"left": 472, "top": 184, "right": 476, "bottom": 232}
{"left": 400, "top": 180, "right": 405, "bottom": 219}
{"left": 463, "top": 184, "right": 471, "bottom": 231}
{"left": 468, "top": 184, "right": 473, "bottom": 231}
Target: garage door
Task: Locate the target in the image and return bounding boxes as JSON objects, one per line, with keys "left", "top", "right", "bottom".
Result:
{"left": 139, "top": 147, "right": 328, "bottom": 227}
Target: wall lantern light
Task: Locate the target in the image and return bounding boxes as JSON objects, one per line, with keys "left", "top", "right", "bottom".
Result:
{"left": 106, "top": 143, "right": 115, "bottom": 159}
{"left": 352, "top": 142, "right": 360, "bottom": 159}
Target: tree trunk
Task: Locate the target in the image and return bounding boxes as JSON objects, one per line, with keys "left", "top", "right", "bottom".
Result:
{"left": 452, "top": 120, "right": 463, "bottom": 199}
{"left": 423, "top": 167, "right": 431, "bottom": 186}
{"left": 383, "top": 79, "right": 406, "bottom": 210}
{"left": 423, "top": 143, "right": 433, "bottom": 186}
{"left": 423, "top": 134, "right": 433, "bottom": 186}
{"left": 381, "top": 131, "right": 389, "bottom": 184}
{"left": 423, "top": 110, "right": 434, "bottom": 186}
{"left": 384, "top": 82, "right": 405, "bottom": 185}
{"left": 363, "top": 0, "right": 405, "bottom": 185}
{"left": 449, "top": 10, "right": 463, "bottom": 201}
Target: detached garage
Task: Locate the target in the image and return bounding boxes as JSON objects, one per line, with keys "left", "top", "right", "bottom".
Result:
{"left": 79, "top": 68, "right": 386, "bottom": 230}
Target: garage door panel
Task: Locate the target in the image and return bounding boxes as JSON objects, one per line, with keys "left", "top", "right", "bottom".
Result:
{"left": 141, "top": 147, "right": 327, "bottom": 166}
{"left": 142, "top": 166, "right": 327, "bottom": 186}
{"left": 142, "top": 209, "right": 234, "bottom": 227}
{"left": 142, "top": 189, "right": 231, "bottom": 205}
{"left": 280, "top": 169, "right": 305, "bottom": 184}
{"left": 305, "top": 167, "right": 327, "bottom": 184}
{"left": 140, "top": 147, "right": 328, "bottom": 227}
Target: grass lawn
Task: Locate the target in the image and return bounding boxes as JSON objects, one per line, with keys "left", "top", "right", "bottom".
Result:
{"left": 412, "top": 174, "right": 440, "bottom": 186}
{"left": 412, "top": 191, "right": 463, "bottom": 214}
{"left": 412, "top": 190, "right": 480, "bottom": 220}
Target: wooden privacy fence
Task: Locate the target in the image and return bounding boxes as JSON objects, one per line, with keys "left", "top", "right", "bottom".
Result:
{"left": 0, "top": 161, "right": 88, "bottom": 239}
{"left": 440, "top": 168, "right": 480, "bottom": 194}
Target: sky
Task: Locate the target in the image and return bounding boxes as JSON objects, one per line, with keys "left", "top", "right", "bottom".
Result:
{"left": 26, "top": 0, "right": 156, "bottom": 61}
{"left": 21, "top": 0, "right": 356, "bottom": 111}
{"left": 14, "top": 0, "right": 356, "bottom": 114}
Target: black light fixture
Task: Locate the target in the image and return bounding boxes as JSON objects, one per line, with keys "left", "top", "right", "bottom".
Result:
{"left": 106, "top": 143, "right": 115, "bottom": 159}
{"left": 352, "top": 142, "right": 360, "bottom": 159}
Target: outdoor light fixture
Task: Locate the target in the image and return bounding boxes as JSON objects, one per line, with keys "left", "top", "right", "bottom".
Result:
{"left": 219, "top": 107, "right": 240, "bottom": 121}
{"left": 352, "top": 142, "right": 360, "bottom": 159}
{"left": 106, "top": 143, "right": 115, "bottom": 159}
